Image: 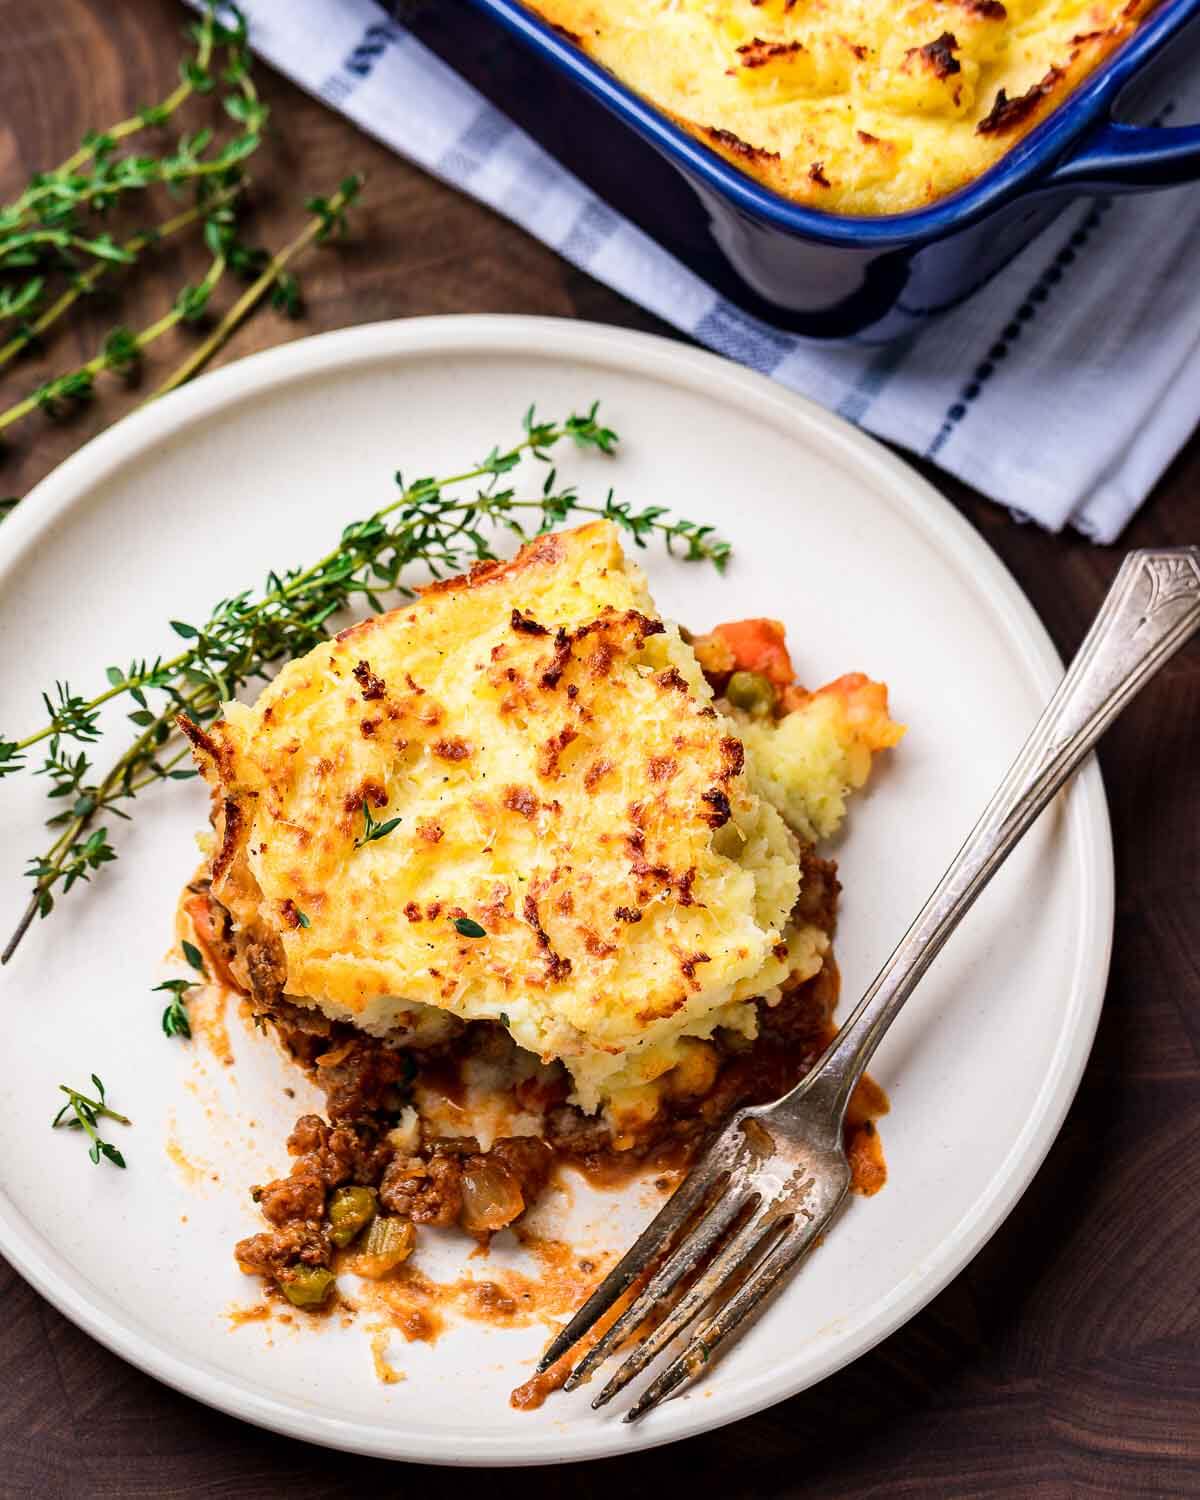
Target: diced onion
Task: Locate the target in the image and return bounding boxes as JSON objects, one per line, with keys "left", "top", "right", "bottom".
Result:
{"left": 460, "top": 1160, "right": 525, "bottom": 1233}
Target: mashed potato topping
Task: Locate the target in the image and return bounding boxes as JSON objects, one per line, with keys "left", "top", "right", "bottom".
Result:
{"left": 524, "top": 0, "right": 1157, "bottom": 213}
{"left": 185, "top": 522, "right": 900, "bottom": 1116}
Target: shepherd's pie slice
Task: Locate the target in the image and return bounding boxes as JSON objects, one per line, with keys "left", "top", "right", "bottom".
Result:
{"left": 184, "top": 523, "right": 850, "bottom": 1109}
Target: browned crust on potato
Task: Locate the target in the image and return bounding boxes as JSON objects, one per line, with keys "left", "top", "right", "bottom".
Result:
{"left": 907, "top": 32, "right": 962, "bottom": 78}
{"left": 977, "top": 66, "right": 1065, "bottom": 134}
{"left": 705, "top": 125, "right": 780, "bottom": 162}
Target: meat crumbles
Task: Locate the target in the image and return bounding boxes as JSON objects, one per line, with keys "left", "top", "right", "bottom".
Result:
{"left": 197, "top": 837, "right": 883, "bottom": 1316}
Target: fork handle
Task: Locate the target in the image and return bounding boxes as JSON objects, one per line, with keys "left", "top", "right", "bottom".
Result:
{"left": 793, "top": 547, "right": 1200, "bottom": 1127}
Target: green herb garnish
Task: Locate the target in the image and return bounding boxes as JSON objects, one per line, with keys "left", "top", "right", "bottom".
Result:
{"left": 154, "top": 978, "right": 197, "bottom": 1039}
{"left": 51, "top": 1074, "right": 130, "bottom": 1167}
{"left": 355, "top": 801, "right": 403, "bottom": 848}
{"left": 294, "top": 908, "right": 311, "bottom": 929}
{"left": 181, "top": 938, "right": 207, "bottom": 976}
{"left": 454, "top": 917, "right": 487, "bottom": 939}
{"left": 0, "top": 406, "right": 729, "bottom": 962}
{"left": 0, "top": 175, "right": 363, "bottom": 444}
{"left": 0, "top": 5, "right": 265, "bottom": 380}
{"left": 0, "top": 5, "right": 364, "bottom": 497}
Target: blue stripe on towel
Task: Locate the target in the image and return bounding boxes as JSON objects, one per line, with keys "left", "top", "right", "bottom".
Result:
{"left": 925, "top": 198, "right": 1115, "bottom": 460}
{"left": 560, "top": 201, "right": 621, "bottom": 264}
{"left": 318, "top": 16, "right": 400, "bottom": 105}
{"left": 693, "top": 301, "right": 794, "bottom": 376}
{"left": 837, "top": 332, "right": 920, "bottom": 425}
{"left": 926, "top": 102, "right": 1174, "bottom": 460}
{"left": 437, "top": 104, "right": 514, "bottom": 182}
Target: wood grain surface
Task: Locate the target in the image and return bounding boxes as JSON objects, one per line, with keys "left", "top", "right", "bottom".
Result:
{"left": 0, "top": 2, "right": 1197, "bottom": 1494}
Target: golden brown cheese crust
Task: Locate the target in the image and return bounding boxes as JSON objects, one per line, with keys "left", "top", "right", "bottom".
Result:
{"left": 186, "top": 522, "right": 808, "bottom": 1111}
{"left": 523, "top": 0, "right": 1158, "bottom": 214}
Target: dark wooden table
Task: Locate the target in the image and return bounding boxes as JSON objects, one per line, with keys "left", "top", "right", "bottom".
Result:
{"left": 1, "top": 2, "right": 1197, "bottom": 1494}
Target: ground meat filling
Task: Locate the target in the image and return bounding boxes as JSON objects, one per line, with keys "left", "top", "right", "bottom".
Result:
{"left": 380, "top": 1150, "right": 465, "bottom": 1227}
{"left": 214, "top": 844, "right": 848, "bottom": 1310}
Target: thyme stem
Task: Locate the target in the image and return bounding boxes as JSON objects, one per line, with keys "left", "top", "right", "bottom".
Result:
{"left": 0, "top": 252, "right": 229, "bottom": 436}
{"left": 151, "top": 174, "right": 363, "bottom": 400}
{"left": 17, "top": 24, "right": 216, "bottom": 223}
{"left": 0, "top": 5, "right": 265, "bottom": 333}
{"left": 0, "top": 181, "right": 245, "bottom": 373}
{"left": 51, "top": 1075, "right": 130, "bottom": 1168}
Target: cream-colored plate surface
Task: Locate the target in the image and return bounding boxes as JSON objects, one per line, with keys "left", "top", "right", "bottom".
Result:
{"left": 0, "top": 317, "right": 1112, "bottom": 1465}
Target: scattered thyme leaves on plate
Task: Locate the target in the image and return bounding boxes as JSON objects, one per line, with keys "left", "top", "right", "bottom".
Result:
{"left": 155, "top": 978, "right": 197, "bottom": 1040}
{"left": 181, "top": 938, "right": 208, "bottom": 976}
{"left": 51, "top": 1074, "right": 131, "bottom": 1167}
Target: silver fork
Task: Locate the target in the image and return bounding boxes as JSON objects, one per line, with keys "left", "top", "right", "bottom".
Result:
{"left": 538, "top": 547, "right": 1200, "bottom": 1422}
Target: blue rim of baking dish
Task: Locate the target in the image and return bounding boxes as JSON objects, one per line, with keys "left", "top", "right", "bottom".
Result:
{"left": 467, "top": 0, "right": 1200, "bottom": 246}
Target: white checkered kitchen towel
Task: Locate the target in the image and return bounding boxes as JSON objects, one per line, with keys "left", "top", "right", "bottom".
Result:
{"left": 209, "top": 0, "right": 1200, "bottom": 541}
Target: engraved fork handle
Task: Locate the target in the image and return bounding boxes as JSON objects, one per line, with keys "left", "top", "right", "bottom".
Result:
{"left": 793, "top": 548, "right": 1200, "bottom": 1127}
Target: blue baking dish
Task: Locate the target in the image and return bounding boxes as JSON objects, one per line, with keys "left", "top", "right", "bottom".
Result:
{"left": 458, "top": 0, "right": 1200, "bottom": 340}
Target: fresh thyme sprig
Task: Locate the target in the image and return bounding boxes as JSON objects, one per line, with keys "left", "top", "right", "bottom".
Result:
{"left": 155, "top": 979, "right": 197, "bottom": 1039}
{"left": 154, "top": 939, "right": 208, "bottom": 1038}
{"left": 149, "top": 174, "right": 362, "bottom": 401}
{"left": 0, "top": 242, "right": 231, "bottom": 435}
{"left": 0, "top": 175, "right": 361, "bottom": 498}
{"left": 0, "top": 6, "right": 265, "bottom": 343}
{"left": 51, "top": 1075, "right": 131, "bottom": 1168}
{"left": 0, "top": 180, "right": 245, "bottom": 376}
{"left": 0, "top": 406, "right": 730, "bottom": 961}
{"left": 0, "top": 176, "right": 362, "bottom": 437}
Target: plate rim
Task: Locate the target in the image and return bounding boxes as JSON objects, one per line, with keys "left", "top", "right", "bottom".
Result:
{"left": 0, "top": 314, "right": 1114, "bottom": 1466}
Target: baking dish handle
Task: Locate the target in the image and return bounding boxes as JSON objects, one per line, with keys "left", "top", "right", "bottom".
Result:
{"left": 1047, "top": 118, "right": 1200, "bottom": 191}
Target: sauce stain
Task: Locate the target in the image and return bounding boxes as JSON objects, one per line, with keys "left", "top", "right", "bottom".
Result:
{"left": 164, "top": 1125, "right": 210, "bottom": 1186}
{"left": 227, "top": 1303, "right": 272, "bottom": 1328}
{"left": 369, "top": 1328, "right": 407, "bottom": 1384}
{"left": 188, "top": 983, "right": 234, "bottom": 1066}
{"left": 343, "top": 1234, "right": 615, "bottom": 1358}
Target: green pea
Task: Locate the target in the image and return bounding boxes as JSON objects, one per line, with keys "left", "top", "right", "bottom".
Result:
{"left": 327, "top": 1184, "right": 377, "bottom": 1247}
{"left": 725, "top": 670, "right": 777, "bottom": 717}
{"left": 280, "top": 1264, "right": 336, "bottom": 1308}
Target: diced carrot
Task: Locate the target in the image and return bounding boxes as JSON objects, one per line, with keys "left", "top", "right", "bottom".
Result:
{"left": 184, "top": 892, "right": 244, "bottom": 993}
{"left": 712, "top": 618, "right": 795, "bottom": 688}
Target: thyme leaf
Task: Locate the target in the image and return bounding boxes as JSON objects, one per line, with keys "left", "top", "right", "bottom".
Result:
{"left": 454, "top": 918, "right": 486, "bottom": 939}
{"left": 355, "top": 801, "right": 403, "bottom": 848}
{"left": 181, "top": 938, "right": 208, "bottom": 976}
{"left": 51, "top": 1075, "right": 131, "bottom": 1167}
{"left": 154, "top": 978, "right": 197, "bottom": 1039}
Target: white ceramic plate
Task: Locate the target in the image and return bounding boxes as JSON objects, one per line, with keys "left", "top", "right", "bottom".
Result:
{"left": 0, "top": 316, "right": 1112, "bottom": 1466}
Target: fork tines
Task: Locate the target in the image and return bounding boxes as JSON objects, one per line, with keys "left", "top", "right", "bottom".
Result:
{"left": 538, "top": 1111, "right": 850, "bottom": 1422}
